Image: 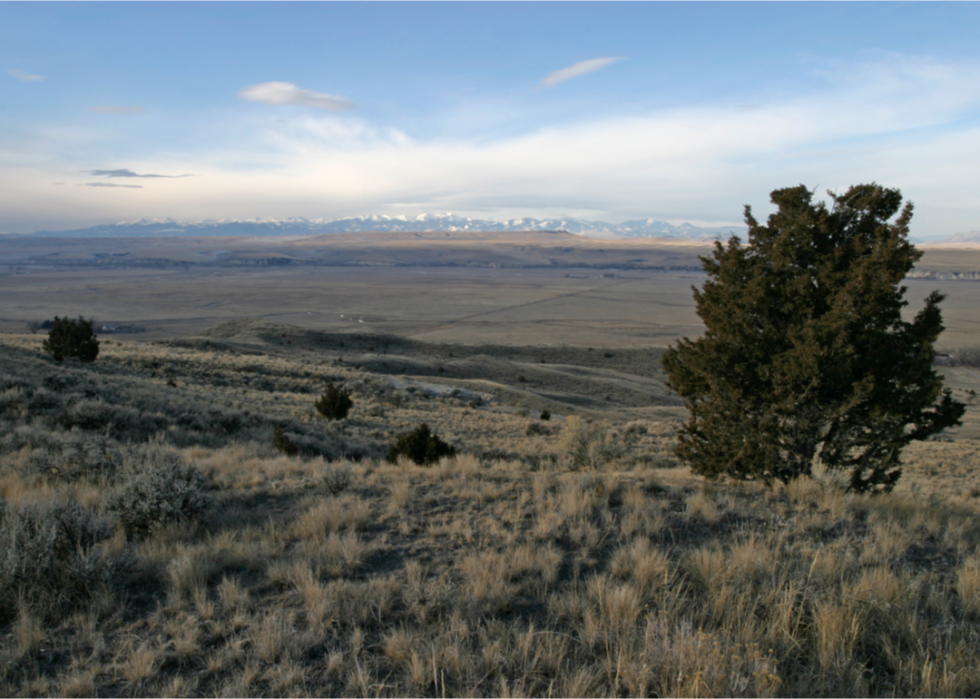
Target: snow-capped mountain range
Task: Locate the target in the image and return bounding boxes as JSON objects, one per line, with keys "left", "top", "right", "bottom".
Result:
{"left": 27, "top": 213, "right": 745, "bottom": 240}
{"left": 938, "top": 230, "right": 980, "bottom": 245}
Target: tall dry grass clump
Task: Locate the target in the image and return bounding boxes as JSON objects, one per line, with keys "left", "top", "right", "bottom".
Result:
{"left": 557, "top": 416, "right": 617, "bottom": 470}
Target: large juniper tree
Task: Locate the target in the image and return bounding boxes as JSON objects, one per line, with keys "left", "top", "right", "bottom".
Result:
{"left": 662, "top": 184, "right": 964, "bottom": 493}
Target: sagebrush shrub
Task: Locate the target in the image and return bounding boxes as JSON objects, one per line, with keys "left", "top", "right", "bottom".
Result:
{"left": 315, "top": 382, "right": 353, "bottom": 420}
{"left": 387, "top": 423, "right": 456, "bottom": 466}
{"left": 42, "top": 315, "right": 100, "bottom": 362}
{"left": 319, "top": 462, "right": 352, "bottom": 495}
{"left": 956, "top": 345, "right": 980, "bottom": 367}
{"left": 26, "top": 387, "right": 63, "bottom": 413}
{"left": 0, "top": 387, "right": 26, "bottom": 417}
{"left": 0, "top": 498, "right": 131, "bottom": 621}
{"left": 107, "top": 438, "right": 211, "bottom": 539}
{"left": 18, "top": 430, "right": 124, "bottom": 484}
{"left": 526, "top": 422, "right": 551, "bottom": 436}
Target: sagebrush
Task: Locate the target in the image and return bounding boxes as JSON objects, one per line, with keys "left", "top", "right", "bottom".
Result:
{"left": 106, "top": 438, "right": 211, "bottom": 539}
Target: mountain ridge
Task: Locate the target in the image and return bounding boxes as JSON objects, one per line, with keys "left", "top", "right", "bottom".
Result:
{"left": 26, "top": 213, "right": 745, "bottom": 240}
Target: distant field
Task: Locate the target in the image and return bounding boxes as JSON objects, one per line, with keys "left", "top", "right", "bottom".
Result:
{"left": 2, "top": 233, "right": 979, "bottom": 350}
{"left": 0, "top": 265, "right": 706, "bottom": 347}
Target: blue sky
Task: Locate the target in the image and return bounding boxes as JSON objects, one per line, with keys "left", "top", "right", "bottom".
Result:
{"left": 2, "top": 2, "right": 980, "bottom": 238}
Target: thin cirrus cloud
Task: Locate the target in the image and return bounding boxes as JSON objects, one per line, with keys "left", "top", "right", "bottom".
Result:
{"left": 7, "top": 68, "right": 47, "bottom": 82}
{"left": 239, "top": 81, "right": 355, "bottom": 111}
{"left": 79, "top": 183, "right": 142, "bottom": 189}
{"left": 538, "top": 57, "right": 624, "bottom": 89}
{"left": 90, "top": 169, "right": 193, "bottom": 179}
{"left": 87, "top": 106, "right": 145, "bottom": 114}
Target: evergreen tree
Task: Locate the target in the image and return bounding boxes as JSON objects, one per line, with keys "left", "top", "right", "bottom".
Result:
{"left": 662, "top": 184, "right": 964, "bottom": 493}
{"left": 387, "top": 423, "right": 456, "bottom": 466}
{"left": 42, "top": 316, "right": 100, "bottom": 362}
{"left": 315, "top": 382, "right": 353, "bottom": 420}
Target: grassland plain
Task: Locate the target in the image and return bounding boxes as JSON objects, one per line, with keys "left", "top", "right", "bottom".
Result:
{"left": 4, "top": 233, "right": 980, "bottom": 348}
{"left": 2, "top": 318, "right": 980, "bottom": 697}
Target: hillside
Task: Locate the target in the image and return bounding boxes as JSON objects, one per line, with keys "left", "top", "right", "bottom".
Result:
{"left": 2, "top": 326, "right": 980, "bottom": 696}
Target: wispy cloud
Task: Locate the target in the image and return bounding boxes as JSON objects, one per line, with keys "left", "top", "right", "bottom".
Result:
{"left": 79, "top": 182, "right": 142, "bottom": 189}
{"left": 90, "top": 168, "right": 192, "bottom": 178}
{"left": 4, "top": 53, "right": 980, "bottom": 237}
{"left": 87, "top": 106, "right": 145, "bottom": 114}
{"left": 7, "top": 68, "right": 47, "bottom": 82}
{"left": 538, "top": 57, "right": 624, "bottom": 89}
{"left": 239, "top": 81, "right": 355, "bottom": 111}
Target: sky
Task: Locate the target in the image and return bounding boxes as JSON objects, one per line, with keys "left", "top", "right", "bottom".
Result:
{"left": 2, "top": 2, "right": 980, "bottom": 239}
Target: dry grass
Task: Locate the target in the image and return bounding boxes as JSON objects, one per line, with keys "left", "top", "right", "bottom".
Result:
{"left": 2, "top": 329, "right": 980, "bottom": 696}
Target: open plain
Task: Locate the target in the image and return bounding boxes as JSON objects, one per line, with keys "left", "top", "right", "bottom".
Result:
{"left": 4, "top": 232, "right": 980, "bottom": 348}
{"left": 2, "top": 232, "right": 980, "bottom": 696}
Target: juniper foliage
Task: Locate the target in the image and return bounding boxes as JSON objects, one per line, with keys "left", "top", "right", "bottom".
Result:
{"left": 315, "top": 382, "right": 353, "bottom": 420}
{"left": 387, "top": 423, "right": 456, "bottom": 466}
{"left": 662, "top": 184, "right": 965, "bottom": 493}
{"left": 42, "top": 315, "right": 100, "bottom": 362}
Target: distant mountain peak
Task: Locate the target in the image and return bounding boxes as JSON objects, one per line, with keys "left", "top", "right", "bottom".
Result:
{"left": 30, "top": 214, "right": 745, "bottom": 239}
{"left": 936, "top": 230, "right": 980, "bottom": 245}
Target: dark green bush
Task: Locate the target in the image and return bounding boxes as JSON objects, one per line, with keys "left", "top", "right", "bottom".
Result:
{"left": 273, "top": 423, "right": 299, "bottom": 456}
{"left": 42, "top": 316, "right": 100, "bottom": 362}
{"left": 0, "top": 498, "right": 131, "bottom": 622}
{"left": 106, "top": 439, "right": 211, "bottom": 539}
{"left": 540, "top": 410, "right": 551, "bottom": 421}
{"left": 387, "top": 423, "right": 456, "bottom": 466}
{"left": 315, "top": 382, "right": 353, "bottom": 420}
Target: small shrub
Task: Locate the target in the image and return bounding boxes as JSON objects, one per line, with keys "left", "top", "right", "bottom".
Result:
{"left": 558, "top": 416, "right": 617, "bottom": 470}
{"left": 26, "top": 387, "right": 63, "bottom": 413}
{"left": 0, "top": 498, "right": 131, "bottom": 622}
{"left": 0, "top": 387, "right": 25, "bottom": 417}
{"left": 106, "top": 438, "right": 211, "bottom": 539}
{"left": 624, "top": 422, "right": 648, "bottom": 437}
{"left": 649, "top": 454, "right": 680, "bottom": 469}
{"left": 314, "top": 382, "right": 353, "bottom": 420}
{"left": 273, "top": 424, "right": 299, "bottom": 456}
{"left": 387, "top": 423, "right": 456, "bottom": 466}
{"left": 957, "top": 345, "right": 980, "bottom": 367}
{"left": 540, "top": 410, "right": 551, "bottom": 421}
{"left": 19, "top": 430, "right": 124, "bottom": 484}
{"left": 526, "top": 422, "right": 551, "bottom": 436}
{"left": 320, "top": 462, "right": 352, "bottom": 495}
{"left": 42, "top": 316, "right": 100, "bottom": 362}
